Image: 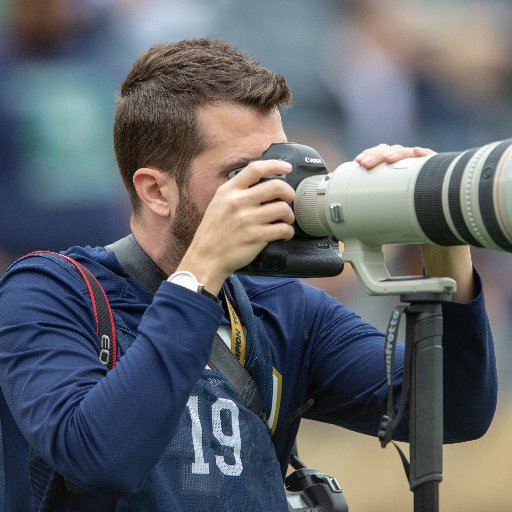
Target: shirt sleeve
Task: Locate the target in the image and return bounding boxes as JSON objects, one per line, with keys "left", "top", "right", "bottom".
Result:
{"left": 0, "top": 255, "right": 224, "bottom": 495}
{"left": 301, "top": 268, "right": 497, "bottom": 443}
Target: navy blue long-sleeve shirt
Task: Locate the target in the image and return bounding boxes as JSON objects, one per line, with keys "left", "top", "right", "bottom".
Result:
{"left": 0, "top": 245, "right": 497, "bottom": 511}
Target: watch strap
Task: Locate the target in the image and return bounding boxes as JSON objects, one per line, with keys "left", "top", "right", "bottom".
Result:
{"left": 198, "top": 286, "right": 220, "bottom": 303}
{"left": 168, "top": 270, "right": 219, "bottom": 303}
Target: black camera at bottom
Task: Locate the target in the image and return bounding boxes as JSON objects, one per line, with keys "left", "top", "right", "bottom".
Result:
{"left": 285, "top": 467, "right": 349, "bottom": 512}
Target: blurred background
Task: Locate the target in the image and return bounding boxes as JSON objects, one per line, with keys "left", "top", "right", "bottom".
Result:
{"left": 0, "top": 0, "right": 511, "bottom": 509}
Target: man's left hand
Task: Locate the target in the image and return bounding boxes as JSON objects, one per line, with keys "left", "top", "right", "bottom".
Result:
{"left": 354, "top": 144, "right": 476, "bottom": 303}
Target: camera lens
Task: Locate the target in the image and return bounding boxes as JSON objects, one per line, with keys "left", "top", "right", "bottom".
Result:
{"left": 414, "top": 140, "right": 512, "bottom": 251}
{"left": 296, "top": 139, "right": 512, "bottom": 253}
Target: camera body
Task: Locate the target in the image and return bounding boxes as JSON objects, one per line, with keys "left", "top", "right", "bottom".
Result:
{"left": 235, "top": 143, "right": 344, "bottom": 278}
{"left": 285, "top": 468, "right": 349, "bottom": 512}
{"left": 238, "top": 139, "right": 512, "bottom": 293}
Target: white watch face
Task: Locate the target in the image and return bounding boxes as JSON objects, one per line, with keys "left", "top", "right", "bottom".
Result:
{"left": 168, "top": 271, "right": 198, "bottom": 292}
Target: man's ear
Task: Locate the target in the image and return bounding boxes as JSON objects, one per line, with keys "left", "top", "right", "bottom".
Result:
{"left": 133, "top": 167, "right": 178, "bottom": 218}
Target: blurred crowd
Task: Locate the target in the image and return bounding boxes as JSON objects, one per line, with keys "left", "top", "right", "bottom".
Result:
{"left": 2, "top": 0, "right": 510, "bottom": 385}
{"left": 0, "top": 0, "right": 512, "bottom": 368}
{"left": 0, "top": 0, "right": 511, "bottom": 509}
{"left": 1, "top": 0, "right": 511, "bottom": 373}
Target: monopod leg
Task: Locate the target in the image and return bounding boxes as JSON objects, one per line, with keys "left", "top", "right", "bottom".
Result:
{"left": 401, "top": 297, "right": 447, "bottom": 512}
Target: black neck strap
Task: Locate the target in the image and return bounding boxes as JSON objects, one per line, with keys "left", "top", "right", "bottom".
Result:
{"left": 105, "top": 234, "right": 166, "bottom": 295}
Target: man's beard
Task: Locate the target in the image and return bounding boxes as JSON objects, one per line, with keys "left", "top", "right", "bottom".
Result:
{"left": 166, "top": 188, "right": 204, "bottom": 270}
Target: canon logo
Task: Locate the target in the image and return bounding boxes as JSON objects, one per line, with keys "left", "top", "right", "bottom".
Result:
{"left": 305, "top": 157, "right": 323, "bottom": 164}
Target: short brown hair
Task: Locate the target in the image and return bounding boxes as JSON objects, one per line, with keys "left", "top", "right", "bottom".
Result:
{"left": 113, "top": 38, "right": 293, "bottom": 213}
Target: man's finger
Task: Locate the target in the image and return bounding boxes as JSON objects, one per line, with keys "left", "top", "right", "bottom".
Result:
{"left": 355, "top": 144, "right": 436, "bottom": 169}
{"left": 229, "top": 159, "right": 292, "bottom": 188}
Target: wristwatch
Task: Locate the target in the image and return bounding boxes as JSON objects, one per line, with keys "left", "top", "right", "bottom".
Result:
{"left": 168, "top": 271, "right": 219, "bottom": 302}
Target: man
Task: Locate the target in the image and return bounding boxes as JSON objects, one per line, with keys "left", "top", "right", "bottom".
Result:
{"left": 0, "top": 38, "right": 496, "bottom": 511}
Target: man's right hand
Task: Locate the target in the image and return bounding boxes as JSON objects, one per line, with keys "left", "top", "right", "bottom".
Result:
{"left": 176, "top": 159, "right": 296, "bottom": 296}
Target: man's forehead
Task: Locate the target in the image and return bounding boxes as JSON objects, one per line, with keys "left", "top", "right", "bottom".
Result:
{"left": 196, "top": 102, "right": 286, "bottom": 159}
{"left": 198, "top": 102, "right": 282, "bottom": 134}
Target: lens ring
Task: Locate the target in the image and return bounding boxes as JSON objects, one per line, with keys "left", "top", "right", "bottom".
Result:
{"left": 478, "top": 140, "right": 512, "bottom": 251}
{"left": 447, "top": 148, "right": 483, "bottom": 247}
{"left": 414, "top": 153, "right": 461, "bottom": 245}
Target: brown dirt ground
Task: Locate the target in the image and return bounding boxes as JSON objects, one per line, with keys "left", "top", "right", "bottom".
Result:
{"left": 296, "top": 400, "right": 512, "bottom": 512}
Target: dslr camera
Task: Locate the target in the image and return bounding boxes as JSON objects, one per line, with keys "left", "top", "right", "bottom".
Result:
{"left": 285, "top": 449, "right": 348, "bottom": 512}
{"left": 237, "top": 139, "right": 512, "bottom": 294}
{"left": 285, "top": 467, "right": 348, "bottom": 512}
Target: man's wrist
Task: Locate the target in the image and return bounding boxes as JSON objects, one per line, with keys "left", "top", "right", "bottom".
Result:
{"left": 420, "top": 244, "right": 476, "bottom": 302}
{"left": 168, "top": 271, "right": 220, "bottom": 303}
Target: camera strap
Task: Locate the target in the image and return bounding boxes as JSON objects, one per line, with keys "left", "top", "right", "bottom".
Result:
{"left": 378, "top": 304, "right": 413, "bottom": 481}
{"left": 15, "top": 251, "right": 117, "bottom": 371}
{"left": 13, "top": 250, "right": 118, "bottom": 500}
{"left": 224, "top": 293, "right": 246, "bottom": 364}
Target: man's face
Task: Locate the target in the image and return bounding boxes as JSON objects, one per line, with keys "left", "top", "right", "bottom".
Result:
{"left": 169, "top": 103, "right": 287, "bottom": 248}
